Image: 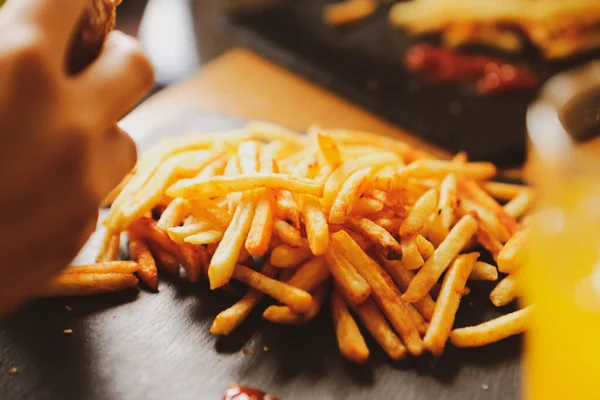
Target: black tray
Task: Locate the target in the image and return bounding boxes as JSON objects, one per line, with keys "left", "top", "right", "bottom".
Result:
{"left": 0, "top": 111, "right": 521, "bottom": 400}
{"left": 224, "top": 0, "right": 600, "bottom": 165}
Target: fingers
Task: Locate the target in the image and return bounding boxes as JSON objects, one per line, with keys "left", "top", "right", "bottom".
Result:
{"left": 11, "top": 0, "right": 90, "bottom": 51}
{"left": 88, "top": 124, "right": 138, "bottom": 202}
{"left": 78, "top": 31, "right": 154, "bottom": 121}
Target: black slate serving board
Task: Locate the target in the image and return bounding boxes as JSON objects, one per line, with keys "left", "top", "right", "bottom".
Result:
{"left": 0, "top": 112, "right": 521, "bottom": 400}
{"left": 223, "top": 0, "right": 600, "bottom": 165}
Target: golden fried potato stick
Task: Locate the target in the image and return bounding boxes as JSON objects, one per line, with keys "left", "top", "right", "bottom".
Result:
{"left": 482, "top": 181, "right": 528, "bottom": 201}
{"left": 157, "top": 198, "right": 190, "bottom": 230}
{"left": 401, "top": 235, "right": 425, "bottom": 270}
{"left": 504, "top": 189, "right": 536, "bottom": 219}
{"left": 209, "top": 197, "right": 256, "bottom": 289}
{"left": 273, "top": 219, "right": 304, "bottom": 247}
{"left": 351, "top": 197, "right": 384, "bottom": 216}
{"left": 403, "top": 214, "right": 478, "bottom": 302}
{"left": 211, "top": 262, "right": 279, "bottom": 335}
{"left": 437, "top": 173, "right": 458, "bottom": 230}
{"left": 271, "top": 243, "right": 313, "bottom": 268}
{"left": 232, "top": 265, "right": 313, "bottom": 313}
{"left": 184, "top": 230, "right": 224, "bottom": 245}
{"left": 128, "top": 234, "right": 159, "bottom": 291}
{"left": 450, "top": 306, "right": 532, "bottom": 348}
{"left": 372, "top": 166, "right": 409, "bottom": 192}
{"left": 119, "top": 151, "right": 220, "bottom": 229}
{"left": 490, "top": 272, "right": 519, "bottom": 307}
{"left": 263, "top": 282, "right": 329, "bottom": 325}
{"left": 285, "top": 256, "right": 330, "bottom": 289}
{"left": 100, "top": 170, "right": 133, "bottom": 208}
{"left": 407, "top": 160, "right": 496, "bottom": 180}
{"left": 324, "top": 246, "right": 371, "bottom": 306}
{"left": 399, "top": 188, "right": 438, "bottom": 236}
{"left": 329, "top": 167, "right": 373, "bottom": 224}
{"left": 41, "top": 273, "right": 139, "bottom": 297}
{"left": 96, "top": 229, "right": 121, "bottom": 262}
{"left": 299, "top": 194, "right": 330, "bottom": 255}
{"left": 458, "top": 178, "right": 518, "bottom": 235}
{"left": 274, "top": 190, "right": 301, "bottom": 229}
{"left": 166, "top": 221, "right": 212, "bottom": 244}
{"left": 64, "top": 261, "right": 139, "bottom": 275}
{"left": 351, "top": 298, "right": 407, "bottom": 360}
{"left": 323, "top": 153, "right": 401, "bottom": 211}
{"left": 317, "top": 133, "right": 342, "bottom": 167}
{"left": 497, "top": 227, "right": 530, "bottom": 274}
{"left": 151, "top": 248, "right": 181, "bottom": 276}
{"left": 323, "top": 0, "right": 377, "bottom": 26}
{"left": 346, "top": 217, "right": 402, "bottom": 260}
{"left": 331, "top": 289, "right": 370, "bottom": 364}
{"left": 374, "top": 217, "right": 403, "bottom": 235}
{"left": 424, "top": 253, "right": 478, "bottom": 355}
{"left": 459, "top": 196, "right": 511, "bottom": 243}
{"left": 470, "top": 261, "right": 498, "bottom": 281}
{"left": 474, "top": 218, "right": 504, "bottom": 260}
{"left": 167, "top": 173, "right": 323, "bottom": 199}
{"left": 416, "top": 235, "right": 435, "bottom": 260}
{"left": 245, "top": 192, "right": 274, "bottom": 256}
{"left": 237, "top": 140, "right": 260, "bottom": 173}
{"left": 244, "top": 120, "right": 306, "bottom": 146}
{"left": 424, "top": 217, "right": 449, "bottom": 247}
{"left": 331, "top": 231, "right": 424, "bottom": 356}
{"left": 377, "top": 255, "right": 435, "bottom": 321}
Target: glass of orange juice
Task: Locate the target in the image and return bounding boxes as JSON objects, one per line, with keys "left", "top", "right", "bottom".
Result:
{"left": 524, "top": 61, "right": 600, "bottom": 400}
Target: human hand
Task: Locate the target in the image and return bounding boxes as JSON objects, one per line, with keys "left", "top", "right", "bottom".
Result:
{"left": 0, "top": 0, "right": 154, "bottom": 314}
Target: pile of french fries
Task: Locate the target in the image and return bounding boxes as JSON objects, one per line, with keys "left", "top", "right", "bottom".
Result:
{"left": 323, "top": 0, "right": 600, "bottom": 59}
{"left": 45, "top": 121, "right": 537, "bottom": 363}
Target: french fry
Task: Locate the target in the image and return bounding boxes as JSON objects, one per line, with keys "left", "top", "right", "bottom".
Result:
{"left": 329, "top": 167, "right": 373, "bottom": 224}
{"left": 184, "top": 230, "right": 224, "bottom": 245}
{"left": 372, "top": 166, "right": 408, "bottom": 192}
{"left": 263, "top": 282, "right": 329, "bottom": 325}
{"left": 245, "top": 191, "right": 274, "bottom": 256}
{"left": 504, "top": 189, "right": 536, "bottom": 219}
{"left": 331, "top": 231, "right": 424, "bottom": 356}
{"left": 451, "top": 151, "right": 468, "bottom": 163}
{"left": 351, "top": 298, "right": 407, "bottom": 361}
{"left": 323, "top": 247, "right": 371, "bottom": 305}
{"left": 300, "top": 194, "right": 330, "bottom": 255}
{"left": 41, "top": 273, "right": 139, "bottom": 297}
{"left": 285, "top": 257, "right": 330, "bottom": 289}
{"left": 401, "top": 235, "right": 425, "bottom": 270}
{"left": 211, "top": 262, "right": 279, "bottom": 335}
{"left": 274, "top": 190, "right": 301, "bottom": 229}
{"left": 345, "top": 230, "right": 373, "bottom": 252}
{"left": 317, "top": 133, "right": 342, "bottom": 167}
{"left": 128, "top": 234, "right": 159, "bottom": 291}
{"left": 273, "top": 219, "right": 304, "bottom": 247}
{"left": 209, "top": 197, "right": 256, "bottom": 289}
{"left": 376, "top": 255, "right": 436, "bottom": 321}
{"left": 475, "top": 219, "right": 504, "bottom": 260}
{"left": 151, "top": 248, "right": 180, "bottom": 276}
{"left": 157, "top": 198, "right": 189, "bottom": 230}
{"left": 346, "top": 217, "right": 402, "bottom": 260}
{"left": 323, "top": 0, "right": 377, "bottom": 26}
{"left": 482, "top": 181, "right": 528, "bottom": 201}
{"left": 424, "top": 253, "right": 478, "bottom": 356}
{"left": 404, "top": 214, "right": 478, "bottom": 302}
{"left": 407, "top": 160, "right": 496, "bottom": 181}
{"left": 424, "top": 217, "right": 449, "bottom": 247}
{"left": 437, "top": 173, "right": 458, "bottom": 230}
{"left": 96, "top": 229, "right": 121, "bottom": 262}
{"left": 458, "top": 178, "right": 518, "bottom": 235}
{"left": 271, "top": 243, "right": 313, "bottom": 268}
{"left": 373, "top": 217, "right": 403, "bottom": 235}
{"left": 166, "top": 221, "right": 211, "bottom": 244}
{"left": 416, "top": 235, "right": 435, "bottom": 260}
{"left": 232, "top": 265, "right": 313, "bottom": 313}
{"left": 430, "top": 283, "right": 470, "bottom": 300}
{"left": 497, "top": 227, "right": 530, "bottom": 274}
{"left": 399, "top": 188, "right": 438, "bottom": 236}
{"left": 460, "top": 197, "right": 511, "bottom": 243}
{"left": 490, "top": 272, "right": 519, "bottom": 307}
{"left": 244, "top": 120, "right": 305, "bottom": 145}
{"left": 351, "top": 197, "right": 384, "bottom": 216}
{"left": 120, "top": 151, "right": 220, "bottom": 228}
{"left": 450, "top": 307, "right": 532, "bottom": 348}
{"left": 471, "top": 261, "right": 499, "bottom": 281}
{"left": 331, "top": 290, "right": 370, "bottom": 364}
{"left": 237, "top": 140, "right": 260, "bottom": 173}
{"left": 64, "top": 261, "right": 139, "bottom": 275}
{"left": 167, "top": 173, "right": 323, "bottom": 199}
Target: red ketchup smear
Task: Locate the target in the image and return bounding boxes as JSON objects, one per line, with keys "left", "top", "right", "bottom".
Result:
{"left": 223, "top": 385, "right": 279, "bottom": 400}
{"left": 404, "top": 44, "right": 537, "bottom": 94}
